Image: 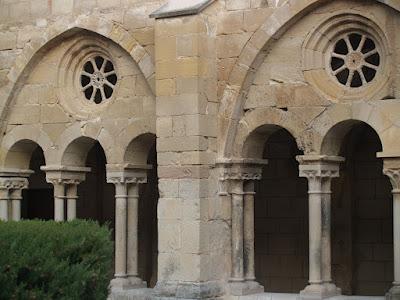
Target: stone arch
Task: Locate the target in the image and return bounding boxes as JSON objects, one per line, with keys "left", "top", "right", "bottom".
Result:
{"left": 219, "top": 0, "right": 400, "bottom": 158}
{"left": 123, "top": 133, "right": 156, "bottom": 165}
{"left": 235, "top": 107, "right": 307, "bottom": 158}
{"left": 0, "top": 125, "right": 52, "bottom": 169}
{"left": 320, "top": 119, "right": 382, "bottom": 156}
{"left": 1, "top": 15, "right": 155, "bottom": 140}
{"left": 53, "top": 123, "right": 114, "bottom": 166}
{"left": 115, "top": 119, "right": 156, "bottom": 165}
{"left": 314, "top": 102, "right": 398, "bottom": 156}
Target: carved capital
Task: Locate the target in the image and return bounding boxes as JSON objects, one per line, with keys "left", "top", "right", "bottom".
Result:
{"left": 0, "top": 177, "right": 29, "bottom": 190}
{"left": 106, "top": 164, "right": 151, "bottom": 185}
{"left": 41, "top": 165, "right": 90, "bottom": 186}
{"left": 297, "top": 155, "right": 344, "bottom": 180}
{"left": 383, "top": 168, "right": 400, "bottom": 191}
{"left": 216, "top": 158, "right": 268, "bottom": 181}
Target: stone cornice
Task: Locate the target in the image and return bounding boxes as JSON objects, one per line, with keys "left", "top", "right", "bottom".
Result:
{"left": 150, "top": 0, "right": 215, "bottom": 19}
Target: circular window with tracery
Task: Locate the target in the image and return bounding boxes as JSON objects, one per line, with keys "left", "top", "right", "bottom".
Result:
{"left": 80, "top": 56, "right": 118, "bottom": 104}
{"left": 330, "top": 32, "right": 380, "bottom": 88}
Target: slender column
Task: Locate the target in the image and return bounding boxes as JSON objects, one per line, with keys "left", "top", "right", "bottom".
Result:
{"left": 10, "top": 188, "right": 23, "bottom": 221}
{"left": 53, "top": 182, "right": 66, "bottom": 221}
{"left": 230, "top": 179, "right": 245, "bottom": 282}
{"left": 0, "top": 187, "right": 9, "bottom": 221}
{"left": 218, "top": 160, "right": 266, "bottom": 296}
{"left": 243, "top": 181, "right": 256, "bottom": 281}
{"left": 114, "top": 182, "right": 128, "bottom": 280}
{"left": 382, "top": 161, "right": 400, "bottom": 300}
{"left": 66, "top": 184, "right": 78, "bottom": 221}
{"left": 298, "top": 156, "right": 342, "bottom": 300}
{"left": 126, "top": 182, "right": 145, "bottom": 287}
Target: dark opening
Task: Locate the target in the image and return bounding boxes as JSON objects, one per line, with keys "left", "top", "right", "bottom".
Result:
{"left": 255, "top": 129, "right": 309, "bottom": 292}
{"left": 21, "top": 147, "right": 53, "bottom": 220}
{"left": 332, "top": 123, "right": 393, "bottom": 296}
{"left": 77, "top": 142, "right": 115, "bottom": 228}
{"left": 334, "top": 39, "right": 349, "bottom": 55}
{"left": 138, "top": 145, "right": 159, "bottom": 288}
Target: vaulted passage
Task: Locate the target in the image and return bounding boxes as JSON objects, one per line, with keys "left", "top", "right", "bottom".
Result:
{"left": 255, "top": 129, "right": 309, "bottom": 293}
{"left": 77, "top": 142, "right": 115, "bottom": 226}
{"left": 21, "top": 147, "right": 53, "bottom": 220}
{"left": 332, "top": 123, "right": 393, "bottom": 296}
{"left": 138, "top": 145, "right": 159, "bottom": 288}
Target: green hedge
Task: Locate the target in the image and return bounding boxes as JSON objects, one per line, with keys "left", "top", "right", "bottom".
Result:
{"left": 0, "top": 220, "right": 113, "bottom": 300}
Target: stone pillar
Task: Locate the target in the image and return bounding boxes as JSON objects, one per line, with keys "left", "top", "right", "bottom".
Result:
{"left": 0, "top": 184, "right": 8, "bottom": 221}
{"left": 381, "top": 156, "right": 400, "bottom": 300}
{"left": 41, "top": 166, "right": 90, "bottom": 222}
{"left": 107, "top": 164, "right": 149, "bottom": 291}
{"left": 66, "top": 184, "right": 78, "bottom": 221}
{"left": 297, "top": 155, "right": 343, "bottom": 300}
{"left": 219, "top": 159, "right": 266, "bottom": 296}
{"left": 126, "top": 182, "right": 146, "bottom": 287}
{"left": 52, "top": 181, "right": 66, "bottom": 221}
{"left": 230, "top": 179, "right": 245, "bottom": 283}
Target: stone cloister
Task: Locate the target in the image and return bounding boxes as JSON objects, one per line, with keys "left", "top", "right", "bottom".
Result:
{"left": 2, "top": 0, "right": 400, "bottom": 299}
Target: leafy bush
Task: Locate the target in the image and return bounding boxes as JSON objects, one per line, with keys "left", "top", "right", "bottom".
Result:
{"left": 0, "top": 220, "right": 113, "bottom": 300}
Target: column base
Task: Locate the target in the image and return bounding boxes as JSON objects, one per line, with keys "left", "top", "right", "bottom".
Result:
{"left": 298, "top": 283, "right": 341, "bottom": 300}
{"left": 386, "top": 285, "right": 400, "bottom": 300}
{"left": 110, "top": 276, "right": 146, "bottom": 292}
{"left": 229, "top": 280, "right": 264, "bottom": 296}
{"left": 127, "top": 275, "right": 147, "bottom": 288}
{"left": 154, "top": 280, "right": 223, "bottom": 299}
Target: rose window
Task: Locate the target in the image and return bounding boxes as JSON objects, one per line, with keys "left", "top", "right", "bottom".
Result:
{"left": 80, "top": 56, "right": 118, "bottom": 104}
{"left": 330, "top": 33, "right": 380, "bottom": 88}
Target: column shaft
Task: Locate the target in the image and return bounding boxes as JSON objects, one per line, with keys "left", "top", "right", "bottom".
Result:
{"left": 231, "top": 180, "right": 244, "bottom": 281}
{"left": 321, "top": 180, "right": 332, "bottom": 284}
{"left": 10, "top": 189, "right": 23, "bottom": 221}
{"left": 53, "top": 183, "right": 65, "bottom": 221}
{"left": 243, "top": 181, "right": 256, "bottom": 281}
{"left": 127, "top": 183, "right": 139, "bottom": 279}
{"left": 308, "top": 178, "right": 323, "bottom": 286}
{"left": 66, "top": 184, "right": 78, "bottom": 221}
{"left": 0, "top": 189, "right": 9, "bottom": 221}
{"left": 394, "top": 192, "right": 400, "bottom": 285}
{"left": 114, "top": 182, "right": 128, "bottom": 278}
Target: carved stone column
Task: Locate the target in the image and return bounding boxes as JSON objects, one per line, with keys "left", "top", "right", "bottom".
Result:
{"left": 381, "top": 156, "right": 400, "bottom": 300}
{"left": 297, "top": 155, "right": 343, "bottom": 300}
{"left": 0, "top": 169, "right": 32, "bottom": 221}
{"left": 218, "top": 159, "right": 267, "bottom": 296}
{"left": 107, "top": 164, "right": 150, "bottom": 291}
{"left": 41, "top": 166, "right": 90, "bottom": 221}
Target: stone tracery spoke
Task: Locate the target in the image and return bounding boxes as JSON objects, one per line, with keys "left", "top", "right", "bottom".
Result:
{"left": 333, "top": 65, "right": 346, "bottom": 75}
{"left": 364, "top": 62, "right": 378, "bottom": 70}
{"left": 356, "top": 35, "right": 366, "bottom": 52}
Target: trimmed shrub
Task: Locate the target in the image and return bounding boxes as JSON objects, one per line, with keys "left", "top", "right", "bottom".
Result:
{"left": 0, "top": 220, "right": 113, "bottom": 300}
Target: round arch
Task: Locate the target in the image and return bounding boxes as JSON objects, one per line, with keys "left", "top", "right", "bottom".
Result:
{"left": 54, "top": 123, "right": 114, "bottom": 166}
{"left": 234, "top": 107, "right": 307, "bottom": 158}
{"left": 0, "top": 125, "right": 52, "bottom": 169}
{"left": 219, "top": 0, "right": 400, "bottom": 158}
